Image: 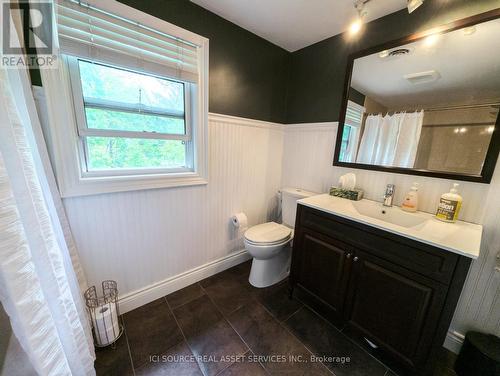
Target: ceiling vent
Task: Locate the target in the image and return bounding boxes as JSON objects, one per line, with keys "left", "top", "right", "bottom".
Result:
{"left": 389, "top": 48, "right": 410, "bottom": 57}
{"left": 404, "top": 70, "right": 441, "bottom": 84}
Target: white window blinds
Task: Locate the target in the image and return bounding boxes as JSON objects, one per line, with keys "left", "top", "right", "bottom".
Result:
{"left": 56, "top": 0, "right": 199, "bottom": 82}
{"left": 345, "top": 101, "right": 364, "bottom": 129}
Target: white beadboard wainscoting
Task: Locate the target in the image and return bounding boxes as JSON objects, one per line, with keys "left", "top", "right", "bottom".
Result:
{"left": 47, "top": 101, "right": 499, "bottom": 351}
{"left": 63, "top": 113, "right": 284, "bottom": 312}
{"left": 282, "top": 121, "right": 500, "bottom": 352}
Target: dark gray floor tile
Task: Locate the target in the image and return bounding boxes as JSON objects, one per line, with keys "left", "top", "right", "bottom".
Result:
{"left": 432, "top": 362, "right": 457, "bottom": 376}
{"left": 435, "top": 369, "right": 457, "bottom": 376}
{"left": 434, "top": 347, "right": 457, "bottom": 374}
{"left": 204, "top": 279, "right": 255, "bottom": 316}
{"left": 218, "top": 355, "right": 267, "bottom": 376}
{"left": 188, "top": 320, "right": 248, "bottom": 376}
{"left": 228, "top": 260, "right": 252, "bottom": 277}
{"left": 173, "top": 295, "right": 248, "bottom": 376}
{"left": 228, "top": 303, "right": 330, "bottom": 375}
{"left": 255, "top": 281, "right": 302, "bottom": 321}
{"left": 199, "top": 261, "right": 251, "bottom": 289}
{"left": 166, "top": 283, "right": 205, "bottom": 309}
{"left": 101, "top": 264, "right": 458, "bottom": 376}
{"left": 134, "top": 341, "right": 203, "bottom": 376}
{"left": 124, "top": 298, "right": 183, "bottom": 369}
{"left": 95, "top": 334, "right": 134, "bottom": 376}
{"left": 284, "top": 307, "right": 386, "bottom": 376}
{"left": 173, "top": 295, "right": 223, "bottom": 337}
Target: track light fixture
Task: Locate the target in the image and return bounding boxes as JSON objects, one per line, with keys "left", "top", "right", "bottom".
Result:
{"left": 349, "top": 0, "right": 423, "bottom": 36}
{"left": 349, "top": 0, "right": 369, "bottom": 35}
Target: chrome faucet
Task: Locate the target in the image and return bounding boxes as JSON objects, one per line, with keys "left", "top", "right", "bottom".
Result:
{"left": 383, "top": 184, "right": 395, "bottom": 207}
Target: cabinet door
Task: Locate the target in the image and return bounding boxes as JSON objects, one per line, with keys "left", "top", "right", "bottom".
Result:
{"left": 294, "top": 229, "right": 352, "bottom": 316}
{"left": 345, "top": 250, "right": 447, "bottom": 369}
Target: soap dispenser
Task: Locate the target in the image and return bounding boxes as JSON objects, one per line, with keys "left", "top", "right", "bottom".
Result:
{"left": 401, "top": 182, "right": 419, "bottom": 212}
{"left": 436, "top": 183, "right": 463, "bottom": 222}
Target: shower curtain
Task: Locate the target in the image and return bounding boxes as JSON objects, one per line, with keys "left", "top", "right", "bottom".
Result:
{"left": 0, "top": 13, "right": 95, "bottom": 376}
{"left": 356, "top": 111, "right": 424, "bottom": 168}
{"left": 356, "top": 114, "right": 383, "bottom": 165}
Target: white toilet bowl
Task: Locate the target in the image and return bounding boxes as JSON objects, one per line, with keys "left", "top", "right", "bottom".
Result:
{"left": 244, "top": 222, "right": 293, "bottom": 288}
{"left": 244, "top": 188, "right": 317, "bottom": 288}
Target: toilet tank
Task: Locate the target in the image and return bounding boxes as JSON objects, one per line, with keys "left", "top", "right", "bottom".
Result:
{"left": 281, "top": 188, "right": 317, "bottom": 227}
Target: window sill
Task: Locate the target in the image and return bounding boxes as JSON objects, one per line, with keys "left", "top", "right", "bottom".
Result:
{"left": 60, "top": 172, "right": 208, "bottom": 198}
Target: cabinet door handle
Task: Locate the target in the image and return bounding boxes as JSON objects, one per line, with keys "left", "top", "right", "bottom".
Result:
{"left": 353, "top": 256, "right": 359, "bottom": 262}
{"left": 346, "top": 253, "right": 352, "bottom": 259}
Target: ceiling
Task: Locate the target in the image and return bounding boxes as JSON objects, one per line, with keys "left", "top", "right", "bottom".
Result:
{"left": 190, "top": 0, "right": 408, "bottom": 51}
{"left": 350, "top": 18, "right": 500, "bottom": 109}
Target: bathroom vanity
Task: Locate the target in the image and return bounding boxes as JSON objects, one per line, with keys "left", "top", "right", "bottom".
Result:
{"left": 289, "top": 194, "right": 482, "bottom": 375}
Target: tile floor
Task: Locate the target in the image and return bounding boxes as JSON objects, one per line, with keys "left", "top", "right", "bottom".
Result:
{"left": 95, "top": 261, "right": 457, "bottom": 376}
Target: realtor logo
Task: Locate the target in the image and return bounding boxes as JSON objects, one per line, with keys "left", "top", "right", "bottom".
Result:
{"left": 1, "top": 0, "right": 56, "bottom": 68}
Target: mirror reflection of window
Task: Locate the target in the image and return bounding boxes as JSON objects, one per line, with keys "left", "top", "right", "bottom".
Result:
{"left": 340, "top": 100, "right": 365, "bottom": 162}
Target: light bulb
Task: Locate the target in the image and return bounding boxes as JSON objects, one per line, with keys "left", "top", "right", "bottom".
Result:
{"left": 350, "top": 19, "right": 363, "bottom": 34}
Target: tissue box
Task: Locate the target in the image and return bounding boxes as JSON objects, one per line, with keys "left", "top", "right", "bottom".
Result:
{"left": 329, "top": 186, "right": 364, "bottom": 201}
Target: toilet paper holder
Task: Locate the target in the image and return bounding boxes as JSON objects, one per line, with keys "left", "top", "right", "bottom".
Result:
{"left": 84, "top": 280, "right": 124, "bottom": 348}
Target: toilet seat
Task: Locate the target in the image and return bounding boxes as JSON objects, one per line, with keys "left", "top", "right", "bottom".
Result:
{"left": 244, "top": 222, "right": 292, "bottom": 245}
{"left": 245, "top": 236, "right": 292, "bottom": 247}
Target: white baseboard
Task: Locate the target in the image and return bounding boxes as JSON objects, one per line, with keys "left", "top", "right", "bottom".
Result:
{"left": 443, "top": 330, "right": 465, "bottom": 354}
{"left": 118, "top": 249, "right": 251, "bottom": 314}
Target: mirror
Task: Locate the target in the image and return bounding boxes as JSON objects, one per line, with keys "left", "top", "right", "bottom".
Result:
{"left": 334, "top": 14, "right": 500, "bottom": 183}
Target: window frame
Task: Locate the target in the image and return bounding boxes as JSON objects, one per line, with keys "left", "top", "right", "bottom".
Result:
{"left": 39, "top": 0, "right": 209, "bottom": 197}
{"left": 67, "top": 56, "right": 194, "bottom": 177}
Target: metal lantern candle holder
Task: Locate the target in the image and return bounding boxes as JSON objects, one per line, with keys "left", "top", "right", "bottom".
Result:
{"left": 84, "top": 280, "right": 123, "bottom": 347}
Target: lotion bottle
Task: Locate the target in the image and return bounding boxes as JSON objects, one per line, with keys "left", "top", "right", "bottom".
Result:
{"left": 401, "top": 182, "right": 419, "bottom": 212}
{"left": 435, "top": 183, "right": 463, "bottom": 222}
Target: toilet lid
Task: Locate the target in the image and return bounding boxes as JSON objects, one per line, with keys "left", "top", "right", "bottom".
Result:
{"left": 244, "top": 222, "right": 292, "bottom": 245}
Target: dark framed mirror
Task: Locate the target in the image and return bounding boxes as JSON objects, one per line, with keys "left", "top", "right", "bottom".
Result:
{"left": 334, "top": 9, "right": 500, "bottom": 183}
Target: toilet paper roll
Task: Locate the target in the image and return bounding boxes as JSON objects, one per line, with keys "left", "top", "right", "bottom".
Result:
{"left": 92, "top": 303, "right": 120, "bottom": 346}
{"left": 231, "top": 213, "right": 248, "bottom": 235}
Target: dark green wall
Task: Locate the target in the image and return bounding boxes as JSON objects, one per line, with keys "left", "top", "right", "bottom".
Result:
{"left": 32, "top": 0, "right": 499, "bottom": 124}
{"left": 285, "top": 0, "right": 500, "bottom": 124}
{"left": 117, "top": 0, "right": 290, "bottom": 123}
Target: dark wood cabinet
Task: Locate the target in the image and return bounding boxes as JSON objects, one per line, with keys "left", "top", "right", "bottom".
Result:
{"left": 293, "top": 229, "right": 352, "bottom": 317}
{"left": 345, "top": 250, "right": 447, "bottom": 370}
{"left": 290, "top": 204, "right": 472, "bottom": 375}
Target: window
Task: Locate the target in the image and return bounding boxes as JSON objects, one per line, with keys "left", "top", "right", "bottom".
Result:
{"left": 69, "top": 59, "right": 193, "bottom": 176}
{"left": 339, "top": 100, "right": 365, "bottom": 162}
{"left": 40, "top": 0, "right": 209, "bottom": 197}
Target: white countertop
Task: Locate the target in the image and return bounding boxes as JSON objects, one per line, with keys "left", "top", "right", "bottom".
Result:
{"left": 298, "top": 194, "right": 482, "bottom": 259}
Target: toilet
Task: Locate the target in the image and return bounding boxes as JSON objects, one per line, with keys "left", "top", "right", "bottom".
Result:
{"left": 245, "top": 188, "right": 317, "bottom": 288}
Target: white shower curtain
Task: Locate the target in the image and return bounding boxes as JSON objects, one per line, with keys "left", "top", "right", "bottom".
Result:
{"left": 356, "top": 111, "right": 424, "bottom": 168}
{"left": 356, "top": 114, "right": 383, "bottom": 164}
{"left": 393, "top": 111, "right": 424, "bottom": 167}
{"left": 0, "top": 17, "right": 95, "bottom": 376}
{"left": 373, "top": 113, "right": 401, "bottom": 166}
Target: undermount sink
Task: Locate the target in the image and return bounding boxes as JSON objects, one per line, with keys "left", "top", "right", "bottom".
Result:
{"left": 351, "top": 200, "right": 428, "bottom": 228}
